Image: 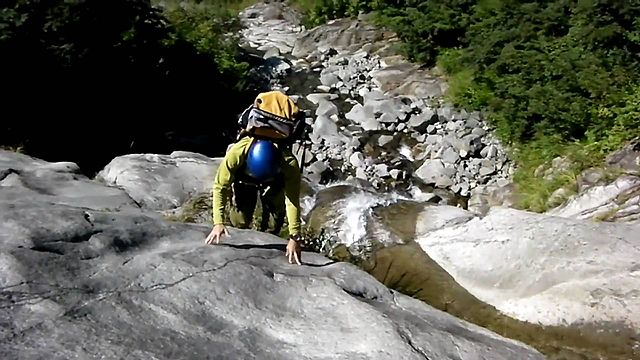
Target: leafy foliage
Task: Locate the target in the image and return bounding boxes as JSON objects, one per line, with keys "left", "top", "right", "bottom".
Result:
{"left": 0, "top": 0, "right": 256, "bottom": 174}
{"left": 160, "top": 0, "right": 252, "bottom": 87}
{"left": 303, "top": 0, "right": 640, "bottom": 144}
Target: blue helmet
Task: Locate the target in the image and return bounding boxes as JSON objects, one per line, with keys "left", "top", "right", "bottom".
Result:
{"left": 245, "top": 139, "right": 281, "bottom": 182}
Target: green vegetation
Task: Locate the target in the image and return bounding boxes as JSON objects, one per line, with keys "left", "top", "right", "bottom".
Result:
{"left": 158, "top": 0, "right": 255, "bottom": 87}
{"left": 164, "top": 192, "right": 213, "bottom": 223}
{"left": 0, "top": 0, "right": 259, "bottom": 174}
{"left": 295, "top": 0, "right": 640, "bottom": 210}
{"left": 0, "top": 145, "right": 24, "bottom": 153}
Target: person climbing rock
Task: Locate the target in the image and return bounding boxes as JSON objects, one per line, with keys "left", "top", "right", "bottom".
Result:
{"left": 204, "top": 91, "right": 308, "bottom": 266}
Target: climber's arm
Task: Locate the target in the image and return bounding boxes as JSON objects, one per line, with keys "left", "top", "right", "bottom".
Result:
{"left": 212, "top": 137, "right": 253, "bottom": 225}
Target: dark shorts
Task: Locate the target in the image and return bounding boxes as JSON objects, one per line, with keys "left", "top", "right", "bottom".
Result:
{"left": 228, "top": 180, "right": 286, "bottom": 236}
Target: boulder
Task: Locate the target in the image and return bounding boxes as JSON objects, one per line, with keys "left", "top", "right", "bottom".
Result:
{"left": 370, "top": 63, "right": 447, "bottom": 99}
{"left": 292, "top": 18, "right": 392, "bottom": 58}
{"left": 415, "top": 204, "right": 475, "bottom": 236}
{"left": 416, "top": 207, "right": 640, "bottom": 329}
{"left": 414, "top": 159, "right": 455, "bottom": 187}
{"left": 576, "top": 168, "right": 607, "bottom": 192}
{"left": 377, "top": 135, "right": 394, "bottom": 147}
{"left": 310, "top": 115, "right": 347, "bottom": 147}
{"left": 306, "top": 93, "right": 339, "bottom": 104}
{"left": 407, "top": 108, "right": 437, "bottom": 131}
{"left": 373, "top": 164, "right": 389, "bottom": 178}
{"left": 480, "top": 144, "right": 498, "bottom": 159}
{"left": 349, "top": 152, "right": 366, "bottom": 169}
{"left": 262, "top": 46, "right": 280, "bottom": 59}
{"left": 315, "top": 99, "right": 339, "bottom": 117}
{"left": 440, "top": 146, "right": 460, "bottom": 165}
{"left": 605, "top": 139, "right": 640, "bottom": 174}
{"left": 361, "top": 118, "right": 382, "bottom": 131}
{"left": 467, "top": 181, "right": 518, "bottom": 216}
{"left": 319, "top": 71, "right": 340, "bottom": 88}
{"left": 364, "top": 97, "right": 406, "bottom": 122}
{"left": 345, "top": 103, "right": 373, "bottom": 124}
{"left": 95, "top": 152, "right": 221, "bottom": 211}
{"left": 547, "top": 174, "right": 640, "bottom": 223}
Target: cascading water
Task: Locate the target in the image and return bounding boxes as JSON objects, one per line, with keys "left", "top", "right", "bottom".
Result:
{"left": 301, "top": 180, "right": 437, "bottom": 258}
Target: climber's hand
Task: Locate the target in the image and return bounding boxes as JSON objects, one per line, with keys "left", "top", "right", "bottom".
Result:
{"left": 285, "top": 235, "right": 302, "bottom": 265}
{"left": 205, "top": 224, "right": 229, "bottom": 245}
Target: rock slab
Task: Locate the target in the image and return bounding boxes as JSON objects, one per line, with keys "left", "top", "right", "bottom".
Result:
{"left": 0, "top": 150, "right": 545, "bottom": 360}
{"left": 416, "top": 206, "right": 640, "bottom": 329}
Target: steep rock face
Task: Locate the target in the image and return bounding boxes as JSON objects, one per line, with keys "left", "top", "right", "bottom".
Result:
{"left": 416, "top": 207, "right": 640, "bottom": 329}
{"left": 0, "top": 152, "right": 545, "bottom": 360}
{"left": 96, "top": 151, "right": 222, "bottom": 211}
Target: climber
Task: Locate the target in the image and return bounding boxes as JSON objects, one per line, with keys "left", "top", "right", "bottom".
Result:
{"left": 204, "top": 91, "right": 307, "bottom": 266}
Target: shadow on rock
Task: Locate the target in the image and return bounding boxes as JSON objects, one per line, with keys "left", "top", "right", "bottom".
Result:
{"left": 222, "top": 243, "right": 338, "bottom": 267}
{"left": 222, "top": 243, "right": 286, "bottom": 251}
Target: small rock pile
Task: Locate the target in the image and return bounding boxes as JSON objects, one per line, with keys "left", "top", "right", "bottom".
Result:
{"left": 299, "top": 47, "right": 512, "bottom": 197}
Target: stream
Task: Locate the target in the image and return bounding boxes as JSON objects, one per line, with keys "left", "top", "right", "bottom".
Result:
{"left": 237, "top": 2, "right": 640, "bottom": 359}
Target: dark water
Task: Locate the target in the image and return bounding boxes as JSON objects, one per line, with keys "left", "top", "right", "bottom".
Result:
{"left": 361, "top": 242, "right": 640, "bottom": 360}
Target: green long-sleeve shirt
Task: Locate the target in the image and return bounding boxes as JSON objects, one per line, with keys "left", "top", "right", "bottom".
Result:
{"left": 212, "top": 136, "right": 302, "bottom": 236}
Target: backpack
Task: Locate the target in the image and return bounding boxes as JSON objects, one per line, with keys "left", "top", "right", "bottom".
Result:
{"left": 237, "top": 91, "right": 308, "bottom": 144}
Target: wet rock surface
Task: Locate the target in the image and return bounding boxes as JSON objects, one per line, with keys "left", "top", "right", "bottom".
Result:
{"left": 6, "top": 3, "right": 636, "bottom": 359}
{"left": 192, "top": 5, "right": 639, "bottom": 359}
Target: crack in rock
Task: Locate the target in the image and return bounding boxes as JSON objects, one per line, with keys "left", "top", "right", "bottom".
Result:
{"left": 1, "top": 253, "right": 284, "bottom": 342}
{"left": 142, "top": 254, "right": 280, "bottom": 292}
{"left": 396, "top": 324, "right": 431, "bottom": 360}
{"left": 0, "top": 168, "right": 19, "bottom": 182}
{"left": 0, "top": 254, "right": 281, "bottom": 311}
{"left": 388, "top": 292, "right": 431, "bottom": 359}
